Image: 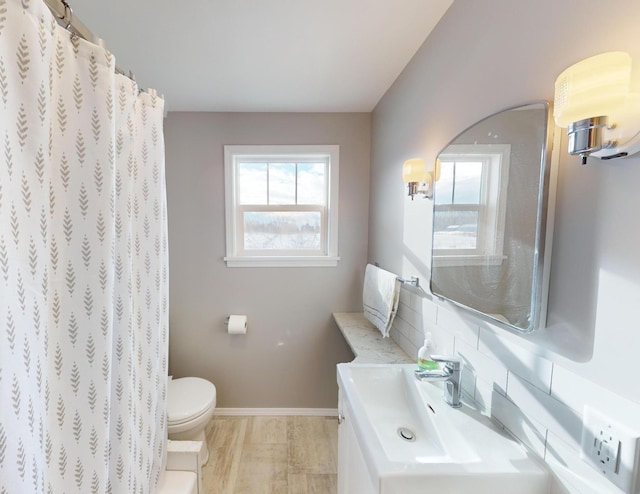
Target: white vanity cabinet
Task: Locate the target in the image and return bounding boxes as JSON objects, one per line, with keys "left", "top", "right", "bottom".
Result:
{"left": 337, "top": 389, "right": 377, "bottom": 494}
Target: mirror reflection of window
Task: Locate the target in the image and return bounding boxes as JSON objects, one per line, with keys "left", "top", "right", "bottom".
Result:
{"left": 433, "top": 144, "right": 510, "bottom": 266}
{"left": 434, "top": 160, "right": 484, "bottom": 251}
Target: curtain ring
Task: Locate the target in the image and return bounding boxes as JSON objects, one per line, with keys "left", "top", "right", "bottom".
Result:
{"left": 59, "top": 0, "right": 73, "bottom": 30}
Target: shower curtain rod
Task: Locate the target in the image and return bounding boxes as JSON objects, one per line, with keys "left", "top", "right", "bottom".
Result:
{"left": 42, "top": 0, "right": 139, "bottom": 83}
{"left": 43, "top": 0, "right": 95, "bottom": 44}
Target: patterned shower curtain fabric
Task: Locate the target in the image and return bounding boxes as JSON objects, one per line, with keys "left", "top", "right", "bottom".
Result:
{"left": 0, "top": 1, "right": 168, "bottom": 493}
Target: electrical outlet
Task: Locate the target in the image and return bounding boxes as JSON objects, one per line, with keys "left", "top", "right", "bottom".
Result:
{"left": 590, "top": 428, "right": 621, "bottom": 476}
{"left": 581, "top": 406, "right": 640, "bottom": 493}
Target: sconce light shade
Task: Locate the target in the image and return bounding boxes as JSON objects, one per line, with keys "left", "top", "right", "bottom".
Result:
{"left": 402, "top": 158, "right": 438, "bottom": 199}
{"left": 553, "top": 51, "right": 640, "bottom": 164}
{"left": 554, "top": 52, "right": 631, "bottom": 127}
{"left": 402, "top": 158, "right": 429, "bottom": 183}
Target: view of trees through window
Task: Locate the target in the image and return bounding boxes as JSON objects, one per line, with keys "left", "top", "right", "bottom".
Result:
{"left": 237, "top": 161, "right": 326, "bottom": 252}
{"left": 433, "top": 160, "right": 484, "bottom": 251}
{"left": 243, "top": 211, "right": 321, "bottom": 250}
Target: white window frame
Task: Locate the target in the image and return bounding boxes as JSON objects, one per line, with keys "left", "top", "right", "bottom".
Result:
{"left": 223, "top": 145, "right": 340, "bottom": 267}
{"left": 433, "top": 144, "right": 510, "bottom": 267}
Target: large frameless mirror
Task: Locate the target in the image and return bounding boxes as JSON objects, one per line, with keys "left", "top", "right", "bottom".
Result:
{"left": 430, "top": 102, "right": 557, "bottom": 333}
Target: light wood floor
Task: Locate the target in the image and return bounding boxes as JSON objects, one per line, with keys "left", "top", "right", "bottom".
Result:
{"left": 202, "top": 416, "right": 338, "bottom": 494}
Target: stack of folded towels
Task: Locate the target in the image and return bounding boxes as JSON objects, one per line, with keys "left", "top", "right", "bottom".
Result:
{"left": 362, "top": 263, "right": 401, "bottom": 338}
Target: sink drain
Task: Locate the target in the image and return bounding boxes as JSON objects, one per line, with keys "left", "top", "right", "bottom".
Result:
{"left": 397, "top": 427, "right": 416, "bottom": 442}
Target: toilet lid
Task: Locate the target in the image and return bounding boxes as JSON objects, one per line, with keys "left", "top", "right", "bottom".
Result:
{"left": 167, "top": 377, "right": 216, "bottom": 424}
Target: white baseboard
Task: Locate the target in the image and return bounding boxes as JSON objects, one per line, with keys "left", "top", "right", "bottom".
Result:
{"left": 212, "top": 408, "right": 338, "bottom": 417}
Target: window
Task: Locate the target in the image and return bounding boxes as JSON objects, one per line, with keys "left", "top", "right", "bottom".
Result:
{"left": 433, "top": 144, "right": 510, "bottom": 267}
{"left": 224, "top": 145, "right": 339, "bottom": 267}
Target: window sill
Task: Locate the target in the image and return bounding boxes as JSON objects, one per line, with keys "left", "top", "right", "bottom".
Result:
{"left": 433, "top": 254, "right": 507, "bottom": 268}
{"left": 224, "top": 256, "right": 340, "bottom": 268}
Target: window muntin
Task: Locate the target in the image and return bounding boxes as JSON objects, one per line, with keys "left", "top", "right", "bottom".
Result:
{"left": 224, "top": 145, "right": 339, "bottom": 267}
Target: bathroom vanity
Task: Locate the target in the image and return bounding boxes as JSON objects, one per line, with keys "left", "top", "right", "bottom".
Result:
{"left": 337, "top": 363, "right": 549, "bottom": 494}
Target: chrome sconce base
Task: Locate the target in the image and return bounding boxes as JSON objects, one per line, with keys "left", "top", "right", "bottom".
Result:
{"left": 403, "top": 157, "right": 438, "bottom": 200}
{"left": 406, "top": 180, "right": 434, "bottom": 200}
{"left": 567, "top": 116, "right": 613, "bottom": 165}
{"left": 554, "top": 52, "right": 640, "bottom": 165}
{"left": 565, "top": 115, "right": 640, "bottom": 165}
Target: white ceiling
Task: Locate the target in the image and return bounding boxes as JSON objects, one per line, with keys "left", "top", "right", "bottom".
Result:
{"left": 72, "top": 0, "right": 453, "bottom": 112}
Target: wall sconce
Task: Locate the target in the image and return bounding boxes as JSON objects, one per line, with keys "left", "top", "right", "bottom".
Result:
{"left": 402, "top": 158, "right": 440, "bottom": 199}
{"left": 554, "top": 51, "right": 640, "bottom": 164}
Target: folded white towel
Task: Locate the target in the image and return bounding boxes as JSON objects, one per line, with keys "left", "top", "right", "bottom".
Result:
{"left": 362, "top": 264, "right": 401, "bottom": 338}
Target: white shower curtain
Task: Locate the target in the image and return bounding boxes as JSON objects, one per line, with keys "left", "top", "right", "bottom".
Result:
{"left": 0, "top": 1, "right": 168, "bottom": 493}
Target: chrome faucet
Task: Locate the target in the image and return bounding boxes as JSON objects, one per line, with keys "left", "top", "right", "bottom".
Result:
{"left": 414, "top": 355, "right": 462, "bottom": 408}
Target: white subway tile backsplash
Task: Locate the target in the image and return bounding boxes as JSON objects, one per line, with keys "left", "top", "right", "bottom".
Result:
{"left": 394, "top": 313, "right": 423, "bottom": 350}
{"left": 420, "top": 297, "right": 438, "bottom": 326}
{"left": 455, "top": 338, "right": 508, "bottom": 393}
{"left": 398, "top": 287, "right": 412, "bottom": 308}
{"left": 391, "top": 311, "right": 410, "bottom": 336}
{"left": 545, "top": 431, "right": 626, "bottom": 494}
{"left": 436, "top": 306, "right": 479, "bottom": 347}
{"left": 491, "top": 392, "right": 548, "bottom": 458}
{"left": 453, "top": 339, "right": 479, "bottom": 400}
{"left": 551, "top": 364, "right": 640, "bottom": 434}
{"left": 474, "top": 378, "right": 502, "bottom": 414}
{"left": 507, "top": 374, "right": 583, "bottom": 453}
{"left": 479, "top": 328, "right": 553, "bottom": 393}
{"left": 409, "top": 291, "right": 421, "bottom": 312}
{"left": 397, "top": 282, "right": 430, "bottom": 310}
{"left": 389, "top": 325, "right": 418, "bottom": 361}
{"left": 400, "top": 304, "right": 421, "bottom": 331}
{"left": 429, "top": 325, "right": 455, "bottom": 355}
{"left": 460, "top": 363, "right": 476, "bottom": 399}
{"left": 411, "top": 329, "right": 425, "bottom": 350}
{"left": 395, "top": 301, "right": 410, "bottom": 320}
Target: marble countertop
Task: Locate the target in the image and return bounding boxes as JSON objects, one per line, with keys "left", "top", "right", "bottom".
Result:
{"left": 333, "top": 312, "right": 413, "bottom": 364}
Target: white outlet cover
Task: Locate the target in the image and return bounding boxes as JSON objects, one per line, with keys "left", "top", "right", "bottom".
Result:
{"left": 581, "top": 406, "right": 640, "bottom": 494}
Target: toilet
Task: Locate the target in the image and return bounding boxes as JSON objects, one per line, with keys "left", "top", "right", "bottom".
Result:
{"left": 167, "top": 377, "right": 217, "bottom": 465}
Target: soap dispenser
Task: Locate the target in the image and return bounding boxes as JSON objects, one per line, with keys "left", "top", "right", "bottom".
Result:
{"left": 417, "top": 332, "right": 439, "bottom": 370}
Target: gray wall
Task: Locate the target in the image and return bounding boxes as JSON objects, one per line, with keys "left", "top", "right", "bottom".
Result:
{"left": 370, "top": 0, "right": 640, "bottom": 402}
{"left": 165, "top": 112, "right": 369, "bottom": 408}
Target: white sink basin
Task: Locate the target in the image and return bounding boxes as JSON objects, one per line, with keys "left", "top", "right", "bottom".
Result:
{"left": 337, "top": 363, "right": 549, "bottom": 494}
